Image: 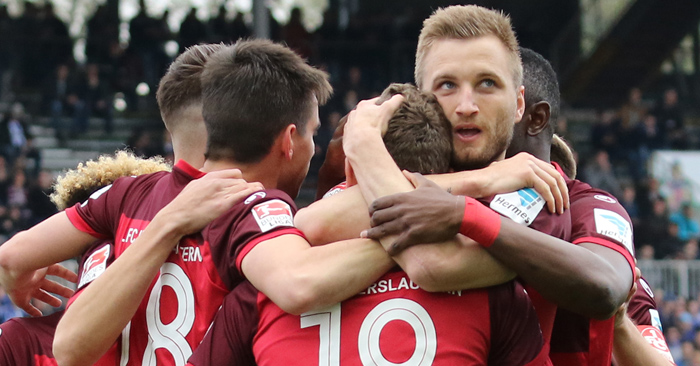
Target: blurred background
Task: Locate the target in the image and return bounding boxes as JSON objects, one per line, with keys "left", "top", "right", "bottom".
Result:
{"left": 1, "top": 0, "right": 700, "bottom": 363}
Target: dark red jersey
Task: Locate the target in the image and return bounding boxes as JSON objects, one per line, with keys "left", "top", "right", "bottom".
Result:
{"left": 64, "top": 160, "right": 303, "bottom": 366}
{"left": 480, "top": 187, "right": 571, "bottom": 349}
{"left": 626, "top": 277, "right": 675, "bottom": 364}
{"left": 0, "top": 240, "right": 118, "bottom": 366}
{"left": 0, "top": 310, "right": 61, "bottom": 366}
{"left": 550, "top": 172, "right": 637, "bottom": 366}
{"left": 189, "top": 274, "right": 550, "bottom": 366}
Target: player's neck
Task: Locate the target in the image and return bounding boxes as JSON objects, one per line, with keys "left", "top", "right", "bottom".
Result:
{"left": 200, "top": 158, "right": 282, "bottom": 191}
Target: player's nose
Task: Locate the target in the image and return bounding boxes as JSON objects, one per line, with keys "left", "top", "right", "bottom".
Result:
{"left": 455, "top": 87, "right": 479, "bottom": 116}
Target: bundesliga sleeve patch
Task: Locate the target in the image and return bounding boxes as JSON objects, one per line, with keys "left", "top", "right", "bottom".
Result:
{"left": 593, "top": 208, "right": 634, "bottom": 255}
{"left": 490, "top": 188, "right": 545, "bottom": 226}
{"left": 252, "top": 199, "right": 295, "bottom": 232}
{"left": 78, "top": 245, "right": 111, "bottom": 289}
{"left": 323, "top": 182, "right": 348, "bottom": 199}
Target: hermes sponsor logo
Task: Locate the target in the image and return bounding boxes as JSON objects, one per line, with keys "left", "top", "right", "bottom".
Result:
{"left": 490, "top": 188, "right": 545, "bottom": 226}
{"left": 594, "top": 208, "right": 634, "bottom": 255}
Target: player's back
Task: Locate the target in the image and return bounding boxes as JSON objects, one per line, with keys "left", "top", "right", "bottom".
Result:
{"left": 253, "top": 268, "right": 550, "bottom": 366}
{"left": 0, "top": 310, "right": 62, "bottom": 366}
{"left": 67, "top": 160, "right": 303, "bottom": 366}
{"left": 550, "top": 177, "right": 636, "bottom": 366}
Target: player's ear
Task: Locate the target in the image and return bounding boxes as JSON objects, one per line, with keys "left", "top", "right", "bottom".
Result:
{"left": 280, "top": 124, "right": 296, "bottom": 160}
{"left": 514, "top": 85, "right": 526, "bottom": 122}
{"left": 527, "top": 101, "right": 551, "bottom": 136}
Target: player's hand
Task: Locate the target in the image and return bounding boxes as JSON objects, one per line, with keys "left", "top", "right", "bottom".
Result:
{"left": 478, "top": 152, "right": 569, "bottom": 214}
{"left": 5, "top": 264, "right": 77, "bottom": 317}
{"left": 343, "top": 94, "right": 404, "bottom": 144}
{"left": 362, "top": 171, "right": 464, "bottom": 255}
{"left": 614, "top": 267, "right": 641, "bottom": 329}
{"left": 315, "top": 115, "right": 347, "bottom": 200}
{"left": 160, "top": 169, "right": 264, "bottom": 237}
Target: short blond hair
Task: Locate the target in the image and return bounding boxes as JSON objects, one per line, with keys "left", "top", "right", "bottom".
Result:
{"left": 51, "top": 150, "right": 170, "bottom": 210}
{"left": 415, "top": 5, "right": 522, "bottom": 89}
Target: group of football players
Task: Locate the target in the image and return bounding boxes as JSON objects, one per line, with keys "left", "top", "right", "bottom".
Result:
{"left": 0, "top": 4, "right": 676, "bottom": 366}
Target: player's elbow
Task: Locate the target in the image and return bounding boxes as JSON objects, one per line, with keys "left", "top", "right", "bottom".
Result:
{"left": 0, "top": 231, "right": 29, "bottom": 272}
{"left": 579, "top": 278, "right": 627, "bottom": 320}
{"left": 294, "top": 209, "right": 330, "bottom": 247}
{"left": 403, "top": 263, "right": 447, "bottom": 292}
{"left": 268, "top": 275, "right": 324, "bottom": 315}
{"left": 54, "top": 336, "right": 89, "bottom": 366}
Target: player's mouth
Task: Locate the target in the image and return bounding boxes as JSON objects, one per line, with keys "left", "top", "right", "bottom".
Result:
{"left": 454, "top": 125, "right": 482, "bottom": 142}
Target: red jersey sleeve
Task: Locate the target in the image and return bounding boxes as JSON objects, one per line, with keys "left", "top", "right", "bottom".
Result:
{"left": 488, "top": 281, "right": 551, "bottom": 366}
{"left": 64, "top": 176, "right": 138, "bottom": 240}
{"left": 568, "top": 185, "right": 636, "bottom": 276}
{"left": 627, "top": 277, "right": 662, "bottom": 329}
{"left": 206, "top": 189, "right": 305, "bottom": 289}
{"left": 187, "top": 281, "right": 258, "bottom": 366}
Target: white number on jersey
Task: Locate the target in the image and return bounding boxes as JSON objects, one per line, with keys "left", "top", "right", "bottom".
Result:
{"left": 143, "top": 263, "right": 196, "bottom": 366}
{"left": 302, "top": 298, "right": 437, "bottom": 366}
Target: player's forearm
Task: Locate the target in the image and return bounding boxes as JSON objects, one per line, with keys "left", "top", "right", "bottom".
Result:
{"left": 295, "top": 186, "right": 371, "bottom": 246}
{"left": 54, "top": 217, "right": 184, "bottom": 366}
{"left": 254, "top": 238, "right": 394, "bottom": 315}
{"left": 485, "top": 218, "right": 630, "bottom": 319}
{"left": 425, "top": 171, "right": 487, "bottom": 197}
{"left": 344, "top": 131, "right": 413, "bottom": 203}
{"left": 399, "top": 236, "right": 515, "bottom": 292}
{"left": 613, "top": 316, "right": 675, "bottom": 366}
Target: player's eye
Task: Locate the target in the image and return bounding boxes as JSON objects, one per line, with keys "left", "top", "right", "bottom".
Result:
{"left": 479, "top": 79, "right": 496, "bottom": 88}
{"left": 440, "top": 81, "right": 456, "bottom": 90}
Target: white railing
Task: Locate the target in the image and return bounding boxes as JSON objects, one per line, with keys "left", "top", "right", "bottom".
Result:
{"left": 637, "top": 260, "right": 700, "bottom": 299}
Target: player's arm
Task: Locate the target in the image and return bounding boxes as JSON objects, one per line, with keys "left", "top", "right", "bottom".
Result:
{"left": 0, "top": 212, "right": 91, "bottom": 315}
{"left": 296, "top": 185, "right": 514, "bottom": 291}
{"left": 426, "top": 152, "right": 568, "bottom": 214}
{"left": 613, "top": 273, "right": 676, "bottom": 366}
{"left": 53, "top": 170, "right": 261, "bottom": 366}
{"left": 240, "top": 234, "right": 394, "bottom": 315}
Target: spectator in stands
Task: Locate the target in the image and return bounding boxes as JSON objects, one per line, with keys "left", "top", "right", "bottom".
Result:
{"left": 39, "top": 3, "right": 72, "bottom": 78}
{"left": 682, "top": 239, "right": 699, "bottom": 260}
{"left": 46, "top": 64, "right": 78, "bottom": 142}
{"left": 634, "top": 113, "right": 662, "bottom": 176}
{"left": 582, "top": 149, "right": 623, "bottom": 198}
{"left": 640, "top": 197, "right": 672, "bottom": 257}
{"left": 281, "top": 7, "right": 315, "bottom": 60}
{"left": 655, "top": 87, "right": 687, "bottom": 149}
{"left": 620, "top": 87, "right": 648, "bottom": 129}
{"left": 663, "top": 162, "right": 694, "bottom": 214}
{"left": 620, "top": 184, "right": 640, "bottom": 226}
{"left": 637, "top": 176, "right": 664, "bottom": 219}
{"left": 671, "top": 203, "right": 700, "bottom": 242}
{"left": 71, "top": 64, "right": 114, "bottom": 135}
{"left": 178, "top": 8, "right": 207, "bottom": 53}
{"left": 6, "top": 168, "right": 27, "bottom": 208}
{"left": 590, "top": 109, "right": 620, "bottom": 160}
{"left": 26, "top": 170, "right": 56, "bottom": 226}
{"left": 663, "top": 222, "right": 687, "bottom": 259}
{"left": 638, "top": 244, "right": 655, "bottom": 260}
{"left": 667, "top": 327, "right": 684, "bottom": 362}
{"left": 0, "top": 103, "right": 38, "bottom": 170}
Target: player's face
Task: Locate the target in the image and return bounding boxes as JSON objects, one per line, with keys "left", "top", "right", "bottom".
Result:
{"left": 286, "top": 96, "right": 320, "bottom": 198}
{"left": 420, "top": 36, "right": 524, "bottom": 171}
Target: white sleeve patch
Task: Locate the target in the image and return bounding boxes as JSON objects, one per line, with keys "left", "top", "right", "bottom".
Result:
{"left": 252, "top": 199, "right": 294, "bottom": 232}
{"left": 78, "top": 245, "right": 111, "bottom": 288}
{"left": 593, "top": 208, "right": 634, "bottom": 255}
{"left": 650, "top": 309, "right": 662, "bottom": 331}
{"left": 81, "top": 184, "right": 113, "bottom": 207}
{"left": 490, "top": 188, "right": 545, "bottom": 226}
{"left": 322, "top": 182, "right": 348, "bottom": 199}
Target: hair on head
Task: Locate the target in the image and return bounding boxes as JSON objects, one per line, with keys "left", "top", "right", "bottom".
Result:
{"left": 201, "top": 39, "right": 332, "bottom": 163}
{"left": 377, "top": 83, "right": 452, "bottom": 174}
{"left": 415, "top": 5, "right": 522, "bottom": 88}
{"left": 51, "top": 150, "right": 170, "bottom": 210}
